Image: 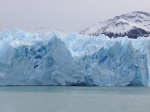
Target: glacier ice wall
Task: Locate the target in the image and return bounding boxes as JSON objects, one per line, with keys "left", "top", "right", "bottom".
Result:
{"left": 0, "top": 29, "right": 150, "bottom": 86}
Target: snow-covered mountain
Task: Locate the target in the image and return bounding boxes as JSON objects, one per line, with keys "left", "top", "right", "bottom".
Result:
{"left": 0, "top": 29, "right": 150, "bottom": 86}
{"left": 79, "top": 11, "right": 150, "bottom": 38}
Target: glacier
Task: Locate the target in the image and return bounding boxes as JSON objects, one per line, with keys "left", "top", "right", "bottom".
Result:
{"left": 0, "top": 29, "right": 150, "bottom": 86}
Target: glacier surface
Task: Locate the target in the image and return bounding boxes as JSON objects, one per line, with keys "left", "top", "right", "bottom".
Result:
{"left": 0, "top": 29, "right": 150, "bottom": 86}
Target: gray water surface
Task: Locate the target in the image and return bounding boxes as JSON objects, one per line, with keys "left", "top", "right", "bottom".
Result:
{"left": 0, "top": 86, "right": 150, "bottom": 112}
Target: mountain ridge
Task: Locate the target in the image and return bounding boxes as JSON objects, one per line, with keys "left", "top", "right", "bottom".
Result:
{"left": 79, "top": 11, "right": 150, "bottom": 38}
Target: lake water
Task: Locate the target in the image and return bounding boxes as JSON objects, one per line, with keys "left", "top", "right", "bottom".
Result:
{"left": 0, "top": 86, "right": 150, "bottom": 112}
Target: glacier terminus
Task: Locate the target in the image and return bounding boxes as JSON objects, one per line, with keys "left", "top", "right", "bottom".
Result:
{"left": 0, "top": 29, "right": 150, "bottom": 86}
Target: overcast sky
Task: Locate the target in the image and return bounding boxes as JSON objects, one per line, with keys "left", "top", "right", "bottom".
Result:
{"left": 0, "top": 0, "right": 150, "bottom": 33}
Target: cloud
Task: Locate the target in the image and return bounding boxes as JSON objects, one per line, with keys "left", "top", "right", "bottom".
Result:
{"left": 0, "top": 0, "right": 150, "bottom": 32}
